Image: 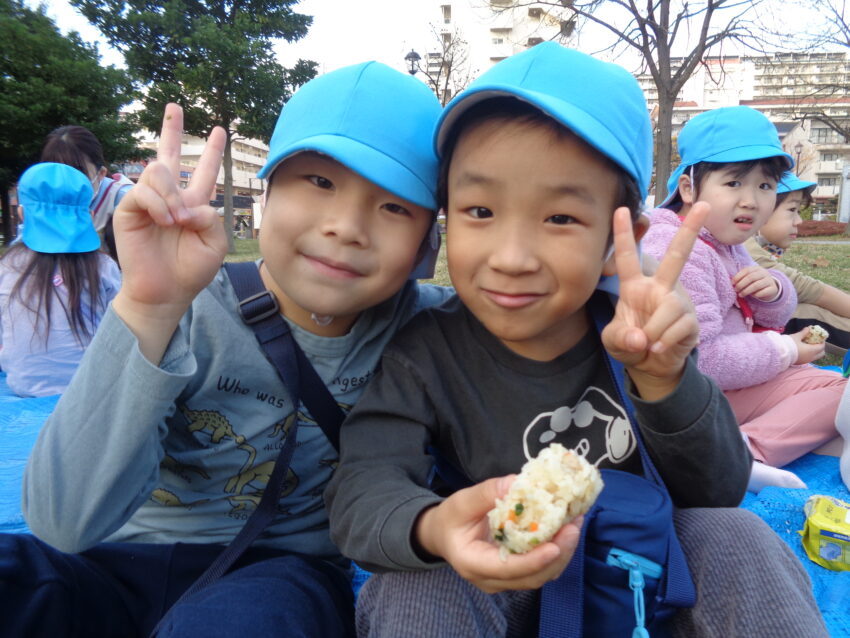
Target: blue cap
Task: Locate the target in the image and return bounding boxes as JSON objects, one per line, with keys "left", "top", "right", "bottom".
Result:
{"left": 664, "top": 106, "right": 793, "bottom": 205}
{"left": 259, "top": 61, "right": 441, "bottom": 212}
{"left": 777, "top": 171, "right": 816, "bottom": 195}
{"left": 19, "top": 163, "right": 99, "bottom": 254}
{"left": 436, "top": 42, "right": 653, "bottom": 199}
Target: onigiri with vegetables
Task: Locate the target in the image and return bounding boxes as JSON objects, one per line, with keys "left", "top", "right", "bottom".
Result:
{"left": 488, "top": 443, "right": 603, "bottom": 560}
{"left": 803, "top": 325, "right": 829, "bottom": 345}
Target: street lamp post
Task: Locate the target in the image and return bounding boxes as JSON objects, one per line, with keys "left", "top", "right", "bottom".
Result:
{"left": 405, "top": 49, "right": 421, "bottom": 76}
{"left": 794, "top": 142, "right": 803, "bottom": 176}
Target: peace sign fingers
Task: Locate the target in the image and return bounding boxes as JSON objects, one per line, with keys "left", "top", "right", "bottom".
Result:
{"left": 182, "top": 125, "right": 226, "bottom": 209}
{"left": 610, "top": 206, "right": 642, "bottom": 283}
{"left": 652, "top": 201, "right": 709, "bottom": 291}
{"left": 157, "top": 103, "right": 185, "bottom": 178}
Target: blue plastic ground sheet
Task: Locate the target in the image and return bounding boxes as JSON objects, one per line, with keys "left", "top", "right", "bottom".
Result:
{"left": 0, "top": 373, "right": 59, "bottom": 534}
{"left": 741, "top": 453, "right": 849, "bottom": 637}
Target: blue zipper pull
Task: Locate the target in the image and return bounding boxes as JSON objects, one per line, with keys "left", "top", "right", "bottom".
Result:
{"left": 607, "top": 548, "right": 662, "bottom": 638}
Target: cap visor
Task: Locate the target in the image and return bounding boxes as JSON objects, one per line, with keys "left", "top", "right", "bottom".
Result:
{"left": 437, "top": 86, "right": 646, "bottom": 196}
{"left": 258, "top": 135, "right": 436, "bottom": 211}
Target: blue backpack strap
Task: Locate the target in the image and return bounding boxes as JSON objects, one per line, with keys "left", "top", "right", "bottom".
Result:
{"left": 590, "top": 292, "right": 695, "bottom": 610}
{"left": 150, "top": 262, "right": 345, "bottom": 636}
{"left": 539, "top": 523, "right": 589, "bottom": 638}
{"left": 539, "top": 292, "right": 695, "bottom": 638}
{"left": 588, "top": 293, "right": 662, "bottom": 485}
{"left": 224, "top": 261, "right": 345, "bottom": 450}
{"left": 587, "top": 293, "right": 695, "bottom": 610}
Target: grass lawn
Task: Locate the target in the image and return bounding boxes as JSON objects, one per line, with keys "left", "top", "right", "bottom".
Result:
{"left": 228, "top": 238, "right": 261, "bottom": 263}
{"left": 781, "top": 237, "right": 849, "bottom": 292}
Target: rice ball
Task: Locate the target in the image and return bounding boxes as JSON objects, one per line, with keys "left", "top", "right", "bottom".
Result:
{"left": 803, "top": 325, "right": 829, "bottom": 345}
{"left": 487, "top": 443, "right": 603, "bottom": 560}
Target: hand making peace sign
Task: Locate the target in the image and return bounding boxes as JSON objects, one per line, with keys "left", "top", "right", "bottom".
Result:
{"left": 601, "top": 202, "right": 710, "bottom": 400}
{"left": 111, "top": 104, "right": 229, "bottom": 363}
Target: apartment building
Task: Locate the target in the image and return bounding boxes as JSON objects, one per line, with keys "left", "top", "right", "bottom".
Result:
{"left": 638, "top": 51, "right": 850, "bottom": 213}
{"left": 424, "top": 0, "right": 575, "bottom": 103}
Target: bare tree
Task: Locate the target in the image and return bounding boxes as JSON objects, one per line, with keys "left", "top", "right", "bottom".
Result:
{"left": 492, "top": 0, "right": 764, "bottom": 204}
{"left": 808, "top": 0, "right": 850, "bottom": 232}
{"left": 413, "top": 25, "right": 476, "bottom": 106}
{"left": 781, "top": 2, "right": 850, "bottom": 142}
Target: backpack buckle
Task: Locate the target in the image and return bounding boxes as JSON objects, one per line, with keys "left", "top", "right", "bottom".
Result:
{"left": 237, "top": 290, "right": 280, "bottom": 325}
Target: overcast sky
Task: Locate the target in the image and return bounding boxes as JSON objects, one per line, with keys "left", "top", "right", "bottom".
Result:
{"left": 29, "top": 0, "right": 835, "bottom": 80}
{"left": 32, "top": 0, "right": 439, "bottom": 75}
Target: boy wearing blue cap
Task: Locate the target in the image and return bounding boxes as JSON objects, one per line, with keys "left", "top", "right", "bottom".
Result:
{"left": 0, "top": 162, "right": 121, "bottom": 396}
{"left": 746, "top": 172, "right": 850, "bottom": 352}
{"left": 327, "top": 45, "right": 827, "bottom": 637}
{"left": 3, "top": 62, "right": 452, "bottom": 637}
{"left": 643, "top": 106, "right": 849, "bottom": 494}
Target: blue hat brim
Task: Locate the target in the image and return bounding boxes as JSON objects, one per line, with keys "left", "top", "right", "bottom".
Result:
{"left": 437, "top": 87, "right": 647, "bottom": 197}
{"left": 777, "top": 172, "right": 817, "bottom": 195}
{"left": 22, "top": 203, "right": 100, "bottom": 253}
{"left": 257, "top": 134, "right": 436, "bottom": 211}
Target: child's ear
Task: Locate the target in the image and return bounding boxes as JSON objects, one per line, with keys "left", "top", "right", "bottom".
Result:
{"left": 678, "top": 174, "right": 695, "bottom": 205}
{"left": 602, "top": 213, "right": 649, "bottom": 276}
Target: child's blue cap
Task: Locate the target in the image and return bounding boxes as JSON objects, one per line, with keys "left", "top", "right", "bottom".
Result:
{"left": 258, "top": 61, "right": 441, "bottom": 212}
{"left": 777, "top": 171, "right": 816, "bottom": 195}
{"left": 19, "top": 163, "right": 99, "bottom": 254}
{"left": 664, "top": 106, "right": 793, "bottom": 205}
{"left": 435, "top": 42, "right": 653, "bottom": 199}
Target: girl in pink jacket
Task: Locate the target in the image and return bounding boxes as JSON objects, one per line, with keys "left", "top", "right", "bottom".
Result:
{"left": 643, "top": 106, "right": 848, "bottom": 493}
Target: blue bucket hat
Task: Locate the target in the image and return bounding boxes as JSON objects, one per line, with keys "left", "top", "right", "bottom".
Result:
{"left": 436, "top": 42, "right": 653, "bottom": 199}
{"left": 663, "top": 106, "right": 793, "bottom": 205}
{"left": 19, "top": 163, "right": 99, "bottom": 254}
{"left": 777, "top": 171, "right": 816, "bottom": 195}
{"left": 258, "top": 61, "right": 442, "bottom": 278}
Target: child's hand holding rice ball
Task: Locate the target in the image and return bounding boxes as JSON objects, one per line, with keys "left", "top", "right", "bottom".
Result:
{"left": 488, "top": 444, "right": 603, "bottom": 561}
{"left": 413, "top": 451, "right": 594, "bottom": 593}
{"left": 788, "top": 325, "right": 829, "bottom": 365}
{"left": 802, "top": 325, "right": 828, "bottom": 345}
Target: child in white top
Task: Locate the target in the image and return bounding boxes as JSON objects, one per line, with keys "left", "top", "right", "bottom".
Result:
{"left": 0, "top": 162, "right": 120, "bottom": 396}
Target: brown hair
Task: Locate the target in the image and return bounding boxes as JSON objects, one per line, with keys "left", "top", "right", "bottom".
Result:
{"left": 775, "top": 187, "right": 814, "bottom": 209}
{"left": 40, "top": 125, "right": 105, "bottom": 176}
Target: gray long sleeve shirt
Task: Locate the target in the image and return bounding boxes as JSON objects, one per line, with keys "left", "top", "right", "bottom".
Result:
{"left": 22, "top": 266, "right": 452, "bottom": 560}
{"left": 326, "top": 295, "right": 752, "bottom": 573}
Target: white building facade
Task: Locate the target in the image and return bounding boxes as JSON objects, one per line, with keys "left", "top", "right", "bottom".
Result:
{"left": 424, "top": 0, "right": 576, "bottom": 103}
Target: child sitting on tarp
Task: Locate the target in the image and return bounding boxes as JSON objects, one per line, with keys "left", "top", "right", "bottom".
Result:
{"left": 0, "top": 162, "right": 120, "bottom": 396}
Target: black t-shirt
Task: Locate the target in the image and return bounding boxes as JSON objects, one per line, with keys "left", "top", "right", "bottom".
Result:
{"left": 327, "top": 294, "right": 751, "bottom": 573}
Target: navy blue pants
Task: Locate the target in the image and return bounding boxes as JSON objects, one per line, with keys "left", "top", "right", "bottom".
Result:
{"left": 0, "top": 533, "right": 355, "bottom": 638}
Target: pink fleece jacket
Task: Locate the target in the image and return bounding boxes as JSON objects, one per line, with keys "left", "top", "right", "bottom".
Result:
{"left": 642, "top": 208, "right": 797, "bottom": 391}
